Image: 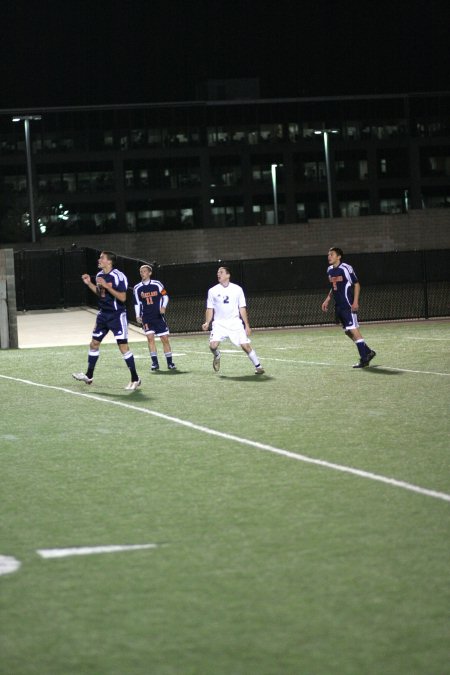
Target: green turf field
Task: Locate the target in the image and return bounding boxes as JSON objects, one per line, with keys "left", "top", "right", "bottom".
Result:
{"left": 1, "top": 320, "right": 449, "bottom": 675}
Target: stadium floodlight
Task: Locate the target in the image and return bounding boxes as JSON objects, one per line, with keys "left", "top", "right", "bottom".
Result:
{"left": 271, "top": 163, "right": 283, "bottom": 225}
{"left": 12, "top": 115, "right": 42, "bottom": 243}
{"left": 314, "top": 129, "right": 339, "bottom": 218}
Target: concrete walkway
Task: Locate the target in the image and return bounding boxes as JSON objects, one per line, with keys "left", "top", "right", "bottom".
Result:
{"left": 16, "top": 307, "right": 147, "bottom": 348}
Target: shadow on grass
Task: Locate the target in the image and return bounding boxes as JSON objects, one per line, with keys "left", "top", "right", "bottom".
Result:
{"left": 218, "top": 374, "right": 273, "bottom": 382}
{"left": 92, "top": 390, "right": 152, "bottom": 399}
{"left": 149, "top": 370, "right": 188, "bottom": 376}
{"left": 364, "top": 366, "right": 403, "bottom": 376}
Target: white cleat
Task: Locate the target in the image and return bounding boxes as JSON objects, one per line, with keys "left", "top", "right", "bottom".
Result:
{"left": 72, "top": 372, "right": 93, "bottom": 385}
{"left": 125, "top": 379, "right": 141, "bottom": 391}
{"left": 255, "top": 366, "right": 265, "bottom": 375}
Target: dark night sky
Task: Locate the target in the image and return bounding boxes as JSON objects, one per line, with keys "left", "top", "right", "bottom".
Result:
{"left": 1, "top": 0, "right": 449, "bottom": 109}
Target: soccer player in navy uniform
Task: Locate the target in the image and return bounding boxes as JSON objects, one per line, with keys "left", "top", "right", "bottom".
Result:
{"left": 321, "top": 247, "right": 376, "bottom": 368}
{"left": 133, "top": 264, "right": 176, "bottom": 371}
{"left": 72, "top": 250, "right": 141, "bottom": 390}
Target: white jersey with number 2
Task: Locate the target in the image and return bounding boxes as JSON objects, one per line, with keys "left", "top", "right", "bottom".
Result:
{"left": 207, "top": 282, "right": 246, "bottom": 321}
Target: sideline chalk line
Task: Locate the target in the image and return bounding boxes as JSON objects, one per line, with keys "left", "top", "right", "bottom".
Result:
{"left": 187, "top": 350, "right": 450, "bottom": 376}
{"left": 1, "top": 374, "right": 449, "bottom": 504}
{"left": 37, "top": 544, "right": 159, "bottom": 559}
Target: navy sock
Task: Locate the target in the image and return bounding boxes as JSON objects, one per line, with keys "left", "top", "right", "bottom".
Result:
{"left": 123, "top": 352, "right": 139, "bottom": 380}
{"left": 356, "top": 340, "right": 370, "bottom": 359}
{"left": 87, "top": 349, "right": 99, "bottom": 378}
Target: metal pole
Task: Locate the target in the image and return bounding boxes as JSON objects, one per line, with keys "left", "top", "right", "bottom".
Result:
{"left": 323, "top": 131, "right": 333, "bottom": 218}
{"left": 271, "top": 163, "right": 278, "bottom": 225}
{"left": 23, "top": 118, "right": 38, "bottom": 243}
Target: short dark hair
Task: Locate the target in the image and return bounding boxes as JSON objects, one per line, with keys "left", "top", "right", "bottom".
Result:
{"left": 218, "top": 265, "right": 231, "bottom": 275}
{"left": 329, "top": 247, "right": 344, "bottom": 259}
{"left": 101, "top": 250, "right": 117, "bottom": 265}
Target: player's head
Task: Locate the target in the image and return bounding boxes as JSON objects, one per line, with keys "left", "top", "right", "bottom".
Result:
{"left": 329, "top": 247, "right": 343, "bottom": 260}
{"left": 139, "top": 264, "right": 153, "bottom": 280}
{"left": 98, "top": 251, "right": 116, "bottom": 270}
{"left": 217, "top": 266, "right": 231, "bottom": 284}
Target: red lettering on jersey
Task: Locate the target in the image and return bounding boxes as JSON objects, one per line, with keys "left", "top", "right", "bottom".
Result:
{"left": 329, "top": 274, "right": 343, "bottom": 291}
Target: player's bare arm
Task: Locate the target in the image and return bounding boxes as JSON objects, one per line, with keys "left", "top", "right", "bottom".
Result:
{"left": 239, "top": 307, "right": 252, "bottom": 336}
{"left": 321, "top": 290, "right": 332, "bottom": 312}
{"left": 96, "top": 276, "right": 126, "bottom": 303}
{"left": 202, "top": 308, "right": 214, "bottom": 331}
{"left": 81, "top": 273, "right": 98, "bottom": 295}
{"left": 351, "top": 282, "right": 361, "bottom": 311}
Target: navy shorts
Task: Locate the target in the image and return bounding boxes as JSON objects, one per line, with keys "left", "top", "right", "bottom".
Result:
{"left": 335, "top": 306, "right": 359, "bottom": 331}
{"left": 92, "top": 310, "right": 128, "bottom": 341}
{"left": 142, "top": 315, "right": 169, "bottom": 336}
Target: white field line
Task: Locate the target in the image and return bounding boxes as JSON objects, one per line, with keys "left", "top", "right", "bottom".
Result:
{"left": 405, "top": 337, "right": 450, "bottom": 341}
{"left": 187, "top": 351, "right": 450, "bottom": 376}
{"left": 37, "top": 544, "right": 158, "bottom": 559}
{"left": 1, "top": 374, "right": 449, "bottom": 504}
{"left": 189, "top": 350, "right": 345, "bottom": 367}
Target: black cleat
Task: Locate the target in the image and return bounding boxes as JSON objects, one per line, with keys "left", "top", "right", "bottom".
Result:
{"left": 366, "top": 350, "right": 376, "bottom": 363}
{"left": 353, "top": 350, "right": 377, "bottom": 368}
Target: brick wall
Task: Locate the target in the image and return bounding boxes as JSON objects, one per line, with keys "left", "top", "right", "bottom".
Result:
{"left": 2, "top": 209, "right": 449, "bottom": 264}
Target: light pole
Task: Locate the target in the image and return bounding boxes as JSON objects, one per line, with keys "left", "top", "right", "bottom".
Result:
{"left": 271, "top": 163, "right": 283, "bottom": 225}
{"left": 314, "top": 129, "right": 338, "bottom": 218}
{"left": 12, "top": 115, "right": 42, "bottom": 243}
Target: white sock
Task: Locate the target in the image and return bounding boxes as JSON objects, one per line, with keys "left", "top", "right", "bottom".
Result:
{"left": 247, "top": 349, "right": 259, "bottom": 366}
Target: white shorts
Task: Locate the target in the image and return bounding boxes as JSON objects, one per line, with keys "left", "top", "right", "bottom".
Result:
{"left": 210, "top": 318, "right": 250, "bottom": 347}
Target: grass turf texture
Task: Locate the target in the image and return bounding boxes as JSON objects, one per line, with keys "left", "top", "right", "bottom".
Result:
{"left": 1, "top": 320, "right": 449, "bottom": 675}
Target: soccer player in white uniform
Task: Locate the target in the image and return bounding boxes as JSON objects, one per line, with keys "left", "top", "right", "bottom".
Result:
{"left": 202, "top": 266, "right": 264, "bottom": 374}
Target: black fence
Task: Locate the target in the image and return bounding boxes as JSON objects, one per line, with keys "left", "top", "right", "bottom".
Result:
{"left": 14, "top": 248, "right": 450, "bottom": 332}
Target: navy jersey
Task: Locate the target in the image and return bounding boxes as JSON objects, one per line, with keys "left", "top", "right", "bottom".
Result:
{"left": 133, "top": 279, "right": 168, "bottom": 320}
{"left": 327, "top": 262, "right": 358, "bottom": 309}
{"left": 95, "top": 268, "right": 128, "bottom": 313}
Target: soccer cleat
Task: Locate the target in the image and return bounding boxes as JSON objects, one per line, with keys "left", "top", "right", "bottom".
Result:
{"left": 212, "top": 353, "right": 221, "bottom": 372}
{"left": 255, "top": 366, "right": 265, "bottom": 375}
{"left": 353, "top": 350, "right": 377, "bottom": 368}
{"left": 151, "top": 364, "right": 160, "bottom": 371}
{"left": 168, "top": 363, "right": 176, "bottom": 370}
{"left": 125, "top": 378, "right": 141, "bottom": 391}
{"left": 365, "top": 350, "right": 377, "bottom": 363}
{"left": 72, "top": 372, "right": 93, "bottom": 385}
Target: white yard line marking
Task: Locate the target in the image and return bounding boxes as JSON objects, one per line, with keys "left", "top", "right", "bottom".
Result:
{"left": 0, "top": 555, "right": 21, "bottom": 575}
{"left": 37, "top": 544, "right": 159, "bottom": 559}
{"left": 189, "top": 350, "right": 337, "bottom": 367}
{"left": 405, "top": 337, "right": 450, "bottom": 341}
{"left": 188, "top": 351, "right": 450, "bottom": 375}
{"left": 1, "top": 374, "right": 449, "bottom": 503}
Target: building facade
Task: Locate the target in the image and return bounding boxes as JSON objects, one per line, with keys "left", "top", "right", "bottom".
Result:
{"left": 0, "top": 91, "right": 449, "bottom": 241}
